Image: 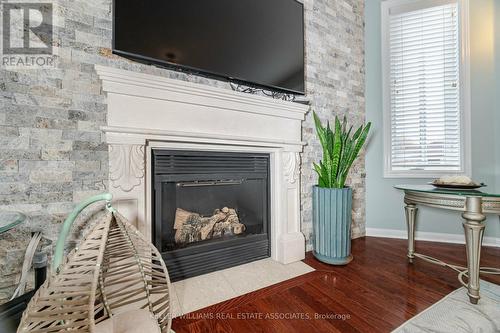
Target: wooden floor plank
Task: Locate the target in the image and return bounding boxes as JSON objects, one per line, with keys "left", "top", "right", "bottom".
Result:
{"left": 172, "top": 236, "right": 500, "bottom": 333}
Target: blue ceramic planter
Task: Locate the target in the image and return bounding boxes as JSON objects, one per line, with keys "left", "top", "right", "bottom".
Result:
{"left": 312, "top": 186, "right": 353, "bottom": 265}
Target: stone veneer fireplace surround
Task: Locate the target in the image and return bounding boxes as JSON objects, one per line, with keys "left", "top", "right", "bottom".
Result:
{"left": 95, "top": 65, "right": 310, "bottom": 266}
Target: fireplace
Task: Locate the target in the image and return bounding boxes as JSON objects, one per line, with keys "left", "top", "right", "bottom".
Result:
{"left": 152, "top": 150, "right": 270, "bottom": 281}
{"left": 96, "top": 65, "right": 307, "bottom": 276}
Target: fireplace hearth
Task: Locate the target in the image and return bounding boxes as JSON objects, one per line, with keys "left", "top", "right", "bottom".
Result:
{"left": 152, "top": 150, "right": 270, "bottom": 281}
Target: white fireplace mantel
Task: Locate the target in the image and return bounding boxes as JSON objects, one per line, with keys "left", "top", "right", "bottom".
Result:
{"left": 95, "top": 65, "right": 310, "bottom": 264}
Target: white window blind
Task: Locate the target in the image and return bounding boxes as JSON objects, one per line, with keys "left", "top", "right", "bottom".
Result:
{"left": 387, "top": 1, "right": 462, "bottom": 173}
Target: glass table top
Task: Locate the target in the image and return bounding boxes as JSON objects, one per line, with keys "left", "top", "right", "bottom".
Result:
{"left": 0, "top": 211, "right": 26, "bottom": 234}
{"left": 395, "top": 185, "right": 500, "bottom": 198}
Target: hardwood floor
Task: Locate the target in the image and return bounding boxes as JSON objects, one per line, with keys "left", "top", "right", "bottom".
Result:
{"left": 172, "top": 237, "right": 500, "bottom": 333}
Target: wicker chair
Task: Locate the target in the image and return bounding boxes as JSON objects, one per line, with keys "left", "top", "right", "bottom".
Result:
{"left": 17, "top": 194, "right": 173, "bottom": 333}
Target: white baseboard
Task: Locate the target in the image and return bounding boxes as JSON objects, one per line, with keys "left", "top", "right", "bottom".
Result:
{"left": 365, "top": 228, "right": 500, "bottom": 248}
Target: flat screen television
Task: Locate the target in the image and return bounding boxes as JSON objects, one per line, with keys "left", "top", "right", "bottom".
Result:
{"left": 113, "top": 0, "right": 305, "bottom": 94}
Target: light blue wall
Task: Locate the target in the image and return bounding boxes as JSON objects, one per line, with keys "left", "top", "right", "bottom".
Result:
{"left": 365, "top": 0, "right": 500, "bottom": 239}
{"left": 496, "top": 1, "right": 500, "bottom": 193}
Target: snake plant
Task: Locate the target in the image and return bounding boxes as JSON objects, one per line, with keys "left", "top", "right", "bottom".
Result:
{"left": 313, "top": 112, "right": 371, "bottom": 188}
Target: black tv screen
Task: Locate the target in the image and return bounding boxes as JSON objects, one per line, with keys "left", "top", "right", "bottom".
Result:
{"left": 113, "top": 0, "right": 305, "bottom": 94}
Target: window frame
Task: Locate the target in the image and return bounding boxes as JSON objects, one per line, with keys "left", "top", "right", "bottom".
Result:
{"left": 381, "top": 0, "right": 471, "bottom": 178}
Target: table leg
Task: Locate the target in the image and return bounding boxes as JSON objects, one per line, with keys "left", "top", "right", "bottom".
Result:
{"left": 405, "top": 203, "right": 418, "bottom": 263}
{"left": 462, "top": 196, "right": 486, "bottom": 304}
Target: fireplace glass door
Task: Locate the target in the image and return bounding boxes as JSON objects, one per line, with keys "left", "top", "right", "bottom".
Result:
{"left": 152, "top": 150, "right": 270, "bottom": 281}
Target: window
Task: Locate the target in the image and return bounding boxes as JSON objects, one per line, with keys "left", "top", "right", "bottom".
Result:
{"left": 382, "top": 0, "right": 470, "bottom": 177}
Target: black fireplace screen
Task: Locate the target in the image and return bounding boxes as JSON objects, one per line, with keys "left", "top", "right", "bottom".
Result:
{"left": 152, "top": 150, "right": 270, "bottom": 281}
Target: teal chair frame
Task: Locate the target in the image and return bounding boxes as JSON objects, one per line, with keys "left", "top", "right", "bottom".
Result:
{"left": 52, "top": 193, "right": 115, "bottom": 273}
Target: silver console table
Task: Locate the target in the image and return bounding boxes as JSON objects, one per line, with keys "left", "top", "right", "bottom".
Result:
{"left": 395, "top": 185, "right": 500, "bottom": 304}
